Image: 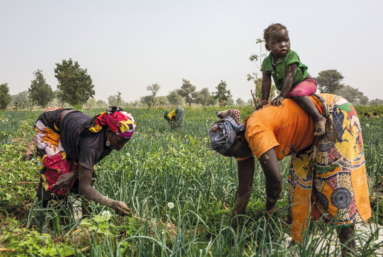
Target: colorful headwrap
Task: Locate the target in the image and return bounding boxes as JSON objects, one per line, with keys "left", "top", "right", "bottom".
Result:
{"left": 209, "top": 109, "right": 245, "bottom": 154}
{"left": 78, "top": 107, "right": 136, "bottom": 139}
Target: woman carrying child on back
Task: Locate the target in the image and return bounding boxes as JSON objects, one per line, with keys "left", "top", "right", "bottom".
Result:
{"left": 257, "top": 23, "right": 326, "bottom": 136}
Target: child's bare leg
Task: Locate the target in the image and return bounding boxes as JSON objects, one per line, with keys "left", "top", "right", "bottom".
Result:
{"left": 337, "top": 224, "right": 356, "bottom": 256}
{"left": 292, "top": 96, "right": 326, "bottom": 136}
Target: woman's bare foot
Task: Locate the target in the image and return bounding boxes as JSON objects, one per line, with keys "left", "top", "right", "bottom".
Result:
{"left": 314, "top": 117, "right": 327, "bottom": 136}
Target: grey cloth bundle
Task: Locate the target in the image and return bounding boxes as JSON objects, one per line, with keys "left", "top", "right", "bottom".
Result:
{"left": 209, "top": 115, "right": 245, "bottom": 154}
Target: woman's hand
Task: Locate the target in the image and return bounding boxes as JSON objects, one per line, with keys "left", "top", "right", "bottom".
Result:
{"left": 78, "top": 165, "right": 132, "bottom": 214}
{"left": 256, "top": 101, "right": 268, "bottom": 110}
{"left": 53, "top": 172, "right": 76, "bottom": 190}
{"left": 113, "top": 201, "right": 132, "bottom": 216}
{"left": 271, "top": 95, "right": 285, "bottom": 106}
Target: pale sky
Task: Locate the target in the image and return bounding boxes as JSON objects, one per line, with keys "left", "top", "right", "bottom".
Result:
{"left": 1, "top": 0, "right": 382, "bottom": 103}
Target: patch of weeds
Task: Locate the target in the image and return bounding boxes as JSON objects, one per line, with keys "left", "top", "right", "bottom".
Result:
{"left": 0, "top": 120, "right": 39, "bottom": 219}
{"left": 0, "top": 218, "right": 73, "bottom": 256}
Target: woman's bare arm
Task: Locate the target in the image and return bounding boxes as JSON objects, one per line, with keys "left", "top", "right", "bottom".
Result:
{"left": 258, "top": 149, "right": 283, "bottom": 211}
{"left": 78, "top": 165, "right": 131, "bottom": 215}
{"left": 53, "top": 168, "right": 79, "bottom": 190}
{"left": 230, "top": 156, "right": 255, "bottom": 229}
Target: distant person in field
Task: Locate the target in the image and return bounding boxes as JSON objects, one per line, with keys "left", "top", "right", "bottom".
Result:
{"left": 33, "top": 106, "right": 133, "bottom": 216}
{"left": 257, "top": 23, "right": 326, "bottom": 136}
{"left": 209, "top": 94, "right": 371, "bottom": 256}
{"left": 164, "top": 107, "right": 185, "bottom": 129}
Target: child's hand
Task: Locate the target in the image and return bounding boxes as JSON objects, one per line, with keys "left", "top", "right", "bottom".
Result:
{"left": 271, "top": 96, "right": 285, "bottom": 106}
{"left": 256, "top": 101, "right": 268, "bottom": 110}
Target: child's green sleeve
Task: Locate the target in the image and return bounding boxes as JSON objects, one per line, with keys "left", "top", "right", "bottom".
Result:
{"left": 285, "top": 51, "right": 301, "bottom": 66}
{"left": 260, "top": 57, "right": 271, "bottom": 73}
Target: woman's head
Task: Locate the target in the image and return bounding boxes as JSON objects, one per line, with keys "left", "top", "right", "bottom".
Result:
{"left": 264, "top": 23, "right": 290, "bottom": 57}
{"left": 105, "top": 127, "right": 130, "bottom": 151}
{"left": 78, "top": 106, "right": 136, "bottom": 151}
{"left": 221, "top": 132, "right": 252, "bottom": 158}
{"left": 164, "top": 110, "right": 176, "bottom": 121}
{"left": 209, "top": 109, "right": 252, "bottom": 158}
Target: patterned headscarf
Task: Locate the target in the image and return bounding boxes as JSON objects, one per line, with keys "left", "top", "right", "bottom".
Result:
{"left": 209, "top": 109, "right": 245, "bottom": 154}
{"left": 78, "top": 107, "right": 136, "bottom": 139}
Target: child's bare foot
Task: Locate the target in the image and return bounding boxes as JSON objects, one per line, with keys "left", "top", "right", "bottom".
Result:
{"left": 314, "top": 117, "right": 327, "bottom": 136}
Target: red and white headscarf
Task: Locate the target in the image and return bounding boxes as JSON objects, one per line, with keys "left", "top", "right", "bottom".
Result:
{"left": 83, "top": 107, "right": 136, "bottom": 139}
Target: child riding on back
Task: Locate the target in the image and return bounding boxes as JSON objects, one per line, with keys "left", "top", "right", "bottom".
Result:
{"left": 256, "top": 23, "right": 326, "bottom": 136}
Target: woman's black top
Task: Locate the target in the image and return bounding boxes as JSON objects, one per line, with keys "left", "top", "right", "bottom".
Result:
{"left": 60, "top": 111, "right": 112, "bottom": 171}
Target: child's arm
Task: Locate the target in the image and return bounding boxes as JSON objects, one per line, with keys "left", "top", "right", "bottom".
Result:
{"left": 271, "top": 63, "right": 298, "bottom": 106}
{"left": 256, "top": 72, "right": 272, "bottom": 110}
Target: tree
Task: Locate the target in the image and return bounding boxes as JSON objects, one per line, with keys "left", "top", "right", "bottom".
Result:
{"left": 249, "top": 38, "right": 266, "bottom": 70}
{"left": 0, "top": 83, "right": 11, "bottom": 109}
{"left": 359, "top": 96, "right": 369, "bottom": 105}
{"left": 208, "top": 97, "right": 217, "bottom": 106}
{"left": 86, "top": 97, "right": 96, "bottom": 108}
{"left": 247, "top": 73, "right": 276, "bottom": 111}
{"left": 334, "top": 85, "right": 367, "bottom": 104}
{"left": 315, "top": 69, "right": 344, "bottom": 93}
{"left": 167, "top": 90, "right": 181, "bottom": 106}
{"left": 54, "top": 59, "right": 95, "bottom": 106}
{"left": 140, "top": 95, "right": 154, "bottom": 107}
{"left": 28, "top": 70, "right": 54, "bottom": 108}
{"left": 157, "top": 96, "right": 169, "bottom": 106}
{"left": 127, "top": 100, "right": 139, "bottom": 107}
{"left": 16, "top": 91, "right": 36, "bottom": 109}
{"left": 11, "top": 91, "right": 29, "bottom": 107}
{"left": 146, "top": 84, "right": 161, "bottom": 98}
{"left": 227, "top": 97, "right": 234, "bottom": 106}
{"left": 116, "top": 92, "right": 122, "bottom": 106}
{"left": 212, "top": 80, "right": 232, "bottom": 106}
{"left": 248, "top": 39, "right": 276, "bottom": 110}
{"left": 178, "top": 79, "right": 197, "bottom": 107}
{"left": 194, "top": 87, "right": 216, "bottom": 106}
{"left": 53, "top": 89, "right": 66, "bottom": 107}
{"left": 236, "top": 98, "right": 245, "bottom": 106}
{"left": 369, "top": 99, "right": 383, "bottom": 105}
{"left": 96, "top": 100, "right": 107, "bottom": 107}
{"left": 108, "top": 95, "right": 117, "bottom": 106}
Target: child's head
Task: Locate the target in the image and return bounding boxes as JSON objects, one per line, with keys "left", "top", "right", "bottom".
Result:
{"left": 264, "top": 23, "right": 290, "bottom": 57}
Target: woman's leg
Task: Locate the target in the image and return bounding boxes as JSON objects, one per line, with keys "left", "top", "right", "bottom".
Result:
{"left": 291, "top": 95, "right": 326, "bottom": 136}
{"left": 337, "top": 225, "right": 356, "bottom": 256}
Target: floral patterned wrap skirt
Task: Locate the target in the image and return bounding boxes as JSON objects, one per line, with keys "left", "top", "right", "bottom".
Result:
{"left": 288, "top": 94, "right": 371, "bottom": 242}
{"left": 34, "top": 109, "right": 78, "bottom": 205}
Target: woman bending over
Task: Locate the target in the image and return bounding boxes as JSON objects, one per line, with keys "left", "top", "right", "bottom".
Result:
{"left": 34, "top": 107, "right": 134, "bottom": 216}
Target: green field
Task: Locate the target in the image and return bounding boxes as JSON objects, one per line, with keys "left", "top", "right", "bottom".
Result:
{"left": 0, "top": 108, "right": 383, "bottom": 256}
